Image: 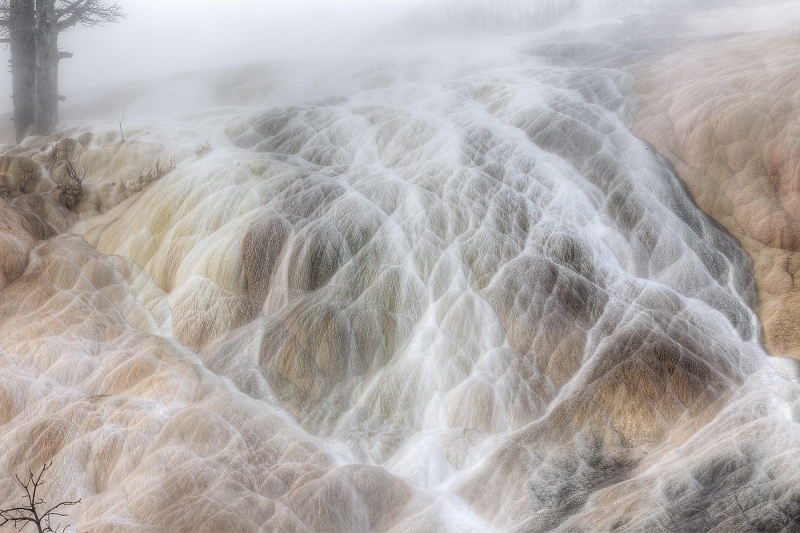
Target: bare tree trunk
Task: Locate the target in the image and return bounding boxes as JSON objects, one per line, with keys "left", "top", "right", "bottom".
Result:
{"left": 10, "top": 0, "right": 36, "bottom": 143}
{"left": 33, "top": 0, "right": 57, "bottom": 135}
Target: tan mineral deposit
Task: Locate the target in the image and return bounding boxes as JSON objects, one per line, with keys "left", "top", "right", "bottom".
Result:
{"left": 1, "top": 2, "right": 800, "bottom": 533}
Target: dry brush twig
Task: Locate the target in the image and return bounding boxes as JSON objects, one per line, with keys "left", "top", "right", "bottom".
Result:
{"left": 57, "top": 156, "right": 86, "bottom": 209}
{"left": 118, "top": 109, "right": 125, "bottom": 142}
{"left": 0, "top": 462, "right": 80, "bottom": 533}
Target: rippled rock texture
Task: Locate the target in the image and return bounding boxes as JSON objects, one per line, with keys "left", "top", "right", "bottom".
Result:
{"left": 2, "top": 17, "right": 800, "bottom": 533}
{"left": 633, "top": 32, "right": 800, "bottom": 360}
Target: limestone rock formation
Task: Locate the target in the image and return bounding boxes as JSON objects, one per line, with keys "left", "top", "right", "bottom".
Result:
{"left": 2, "top": 9, "right": 800, "bottom": 533}
{"left": 633, "top": 32, "right": 800, "bottom": 359}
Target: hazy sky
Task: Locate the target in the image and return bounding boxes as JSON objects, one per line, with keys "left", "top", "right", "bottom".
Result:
{"left": 63, "top": 0, "right": 426, "bottom": 81}
{"left": 0, "top": 0, "right": 426, "bottom": 113}
{"left": 2, "top": 0, "right": 798, "bottom": 116}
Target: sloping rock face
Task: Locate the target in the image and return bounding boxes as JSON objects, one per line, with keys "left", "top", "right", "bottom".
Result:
{"left": 0, "top": 139, "right": 454, "bottom": 533}
{"left": 2, "top": 27, "right": 800, "bottom": 533}
{"left": 633, "top": 32, "right": 800, "bottom": 359}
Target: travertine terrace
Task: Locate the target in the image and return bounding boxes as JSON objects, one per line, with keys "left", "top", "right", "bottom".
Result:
{"left": 1, "top": 1, "right": 800, "bottom": 532}
{"left": 633, "top": 32, "right": 800, "bottom": 360}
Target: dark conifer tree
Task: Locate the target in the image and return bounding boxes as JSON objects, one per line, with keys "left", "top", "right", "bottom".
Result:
{"left": 0, "top": 0, "right": 124, "bottom": 141}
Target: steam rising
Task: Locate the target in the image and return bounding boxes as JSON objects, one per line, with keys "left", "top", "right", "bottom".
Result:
{"left": 404, "top": 0, "right": 674, "bottom": 31}
{"left": 1, "top": 1, "right": 800, "bottom": 532}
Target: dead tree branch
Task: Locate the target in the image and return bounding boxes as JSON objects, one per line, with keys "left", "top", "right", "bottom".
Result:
{"left": 56, "top": 155, "right": 86, "bottom": 209}
{"left": 118, "top": 109, "right": 125, "bottom": 142}
{"left": 0, "top": 462, "right": 80, "bottom": 533}
{"left": 56, "top": 0, "right": 125, "bottom": 31}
